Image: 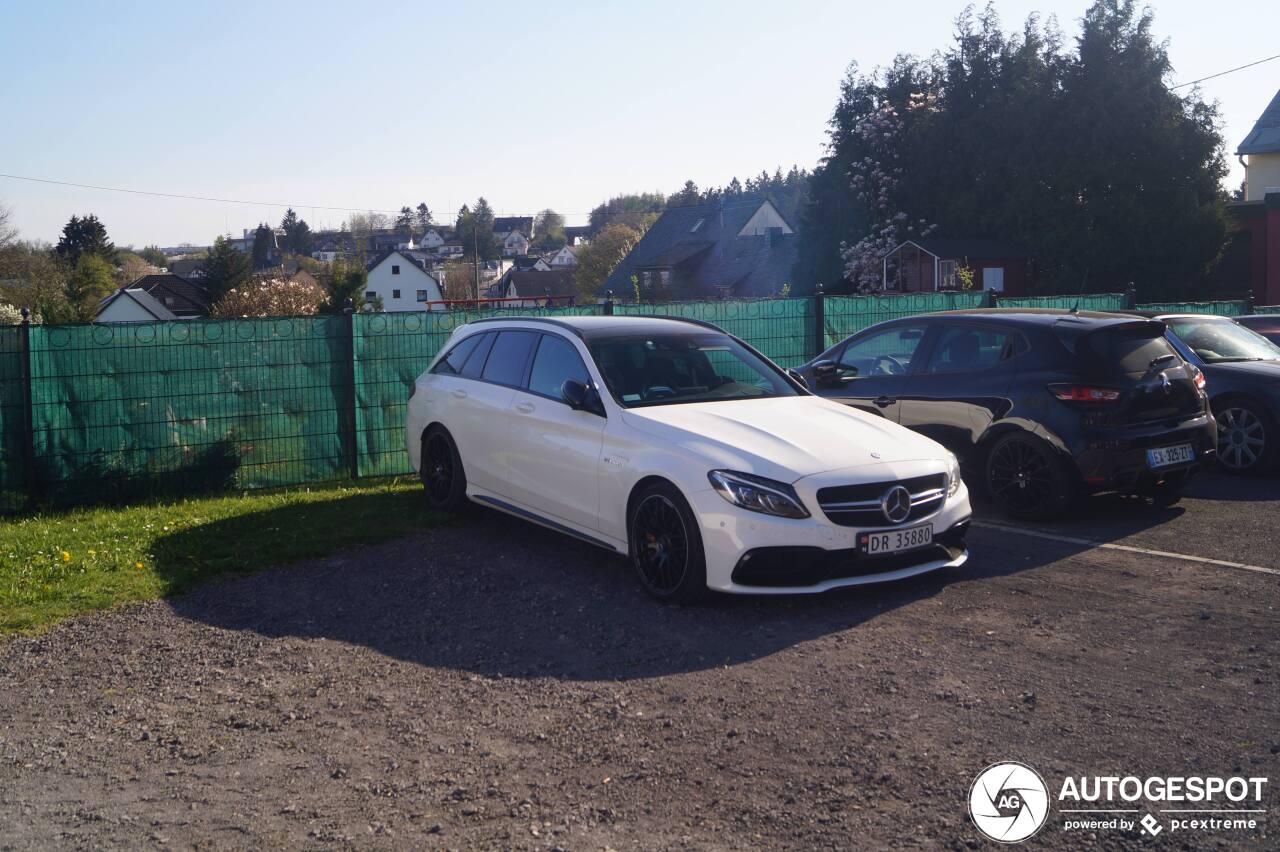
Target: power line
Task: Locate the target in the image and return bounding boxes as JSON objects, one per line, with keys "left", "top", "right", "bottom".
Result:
{"left": 1171, "top": 53, "right": 1280, "bottom": 90}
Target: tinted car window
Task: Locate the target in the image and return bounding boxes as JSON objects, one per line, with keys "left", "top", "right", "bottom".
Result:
{"left": 927, "top": 326, "right": 1017, "bottom": 374}
{"left": 481, "top": 330, "right": 538, "bottom": 387}
{"left": 431, "top": 334, "right": 483, "bottom": 375}
{"left": 528, "top": 335, "right": 590, "bottom": 399}
{"left": 836, "top": 325, "right": 928, "bottom": 376}
{"left": 459, "top": 332, "right": 496, "bottom": 379}
{"left": 1079, "top": 325, "right": 1177, "bottom": 374}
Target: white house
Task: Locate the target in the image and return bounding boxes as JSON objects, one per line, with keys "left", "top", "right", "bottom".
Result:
{"left": 420, "top": 228, "right": 447, "bottom": 250}
{"left": 96, "top": 288, "right": 180, "bottom": 323}
{"left": 548, "top": 245, "right": 579, "bottom": 267}
{"left": 365, "top": 250, "right": 445, "bottom": 311}
{"left": 501, "top": 230, "right": 530, "bottom": 256}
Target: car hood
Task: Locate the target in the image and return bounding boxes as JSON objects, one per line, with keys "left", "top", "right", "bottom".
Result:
{"left": 620, "top": 396, "right": 948, "bottom": 482}
{"left": 1202, "top": 359, "right": 1280, "bottom": 383}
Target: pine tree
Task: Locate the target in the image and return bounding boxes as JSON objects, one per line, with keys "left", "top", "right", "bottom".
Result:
{"left": 54, "top": 214, "right": 117, "bottom": 266}
{"left": 414, "top": 202, "right": 433, "bottom": 231}
{"left": 202, "top": 236, "right": 252, "bottom": 301}
{"left": 251, "top": 223, "right": 273, "bottom": 269}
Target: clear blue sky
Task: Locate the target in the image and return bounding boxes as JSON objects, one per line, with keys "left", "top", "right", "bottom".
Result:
{"left": 1, "top": 0, "right": 1276, "bottom": 247}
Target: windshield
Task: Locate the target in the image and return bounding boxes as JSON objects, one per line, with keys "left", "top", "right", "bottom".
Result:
{"left": 588, "top": 333, "right": 798, "bottom": 407}
{"left": 1165, "top": 317, "right": 1280, "bottom": 363}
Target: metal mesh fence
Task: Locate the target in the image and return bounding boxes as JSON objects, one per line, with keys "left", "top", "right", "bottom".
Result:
{"left": 613, "top": 299, "right": 816, "bottom": 368}
{"left": 0, "top": 326, "right": 27, "bottom": 513}
{"left": 821, "top": 291, "right": 989, "bottom": 349}
{"left": 994, "top": 292, "right": 1131, "bottom": 312}
{"left": 0, "top": 292, "right": 1263, "bottom": 511}
{"left": 1253, "top": 305, "right": 1280, "bottom": 314}
{"left": 1135, "top": 300, "right": 1250, "bottom": 317}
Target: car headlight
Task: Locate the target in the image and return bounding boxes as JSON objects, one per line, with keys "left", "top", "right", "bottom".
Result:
{"left": 946, "top": 453, "right": 962, "bottom": 497}
{"left": 707, "top": 470, "right": 810, "bottom": 519}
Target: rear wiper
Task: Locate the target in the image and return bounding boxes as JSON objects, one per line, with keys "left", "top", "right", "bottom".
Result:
{"left": 1148, "top": 353, "right": 1177, "bottom": 369}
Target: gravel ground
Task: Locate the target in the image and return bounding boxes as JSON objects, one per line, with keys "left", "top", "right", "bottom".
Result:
{"left": 1, "top": 471, "right": 1277, "bottom": 850}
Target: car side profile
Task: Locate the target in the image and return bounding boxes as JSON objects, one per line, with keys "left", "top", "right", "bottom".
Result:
{"left": 793, "top": 309, "right": 1217, "bottom": 519}
{"left": 406, "top": 316, "right": 971, "bottom": 602}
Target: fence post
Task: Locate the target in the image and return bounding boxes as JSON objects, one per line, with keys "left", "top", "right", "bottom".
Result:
{"left": 1125, "top": 285, "right": 1136, "bottom": 309}
{"left": 1246, "top": 289, "right": 1254, "bottom": 315}
{"left": 341, "top": 300, "right": 360, "bottom": 480}
{"left": 812, "top": 285, "right": 825, "bottom": 358}
{"left": 18, "top": 308, "right": 38, "bottom": 510}
{"left": 603, "top": 291, "right": 614, "bottom": 316}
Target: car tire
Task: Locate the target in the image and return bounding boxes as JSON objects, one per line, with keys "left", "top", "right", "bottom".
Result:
{"left": 984, "top": 433, "right": 1075, "bottom": 520}
{"left": 628, "top": 482, "right": 709, "bottom": 604}
{"left": 1214, "top": 399, "right": 1277, "bottom": 474}
{"left": 419, "top": 426, "right": 469, "bottom": 512}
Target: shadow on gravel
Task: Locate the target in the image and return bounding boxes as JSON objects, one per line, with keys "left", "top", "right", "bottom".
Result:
{"left": 161, "top": 502, "right": 1077, "bottom": 681}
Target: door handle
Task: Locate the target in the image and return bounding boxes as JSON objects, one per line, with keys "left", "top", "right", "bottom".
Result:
{"left": 514, "top": 401, "right": 535, "bottom": 414}
{"left": 451, "top": 388, "right": 468, "bottom": 399}
{"left": 874, "top": 396, "right": 896, "bottom": 408}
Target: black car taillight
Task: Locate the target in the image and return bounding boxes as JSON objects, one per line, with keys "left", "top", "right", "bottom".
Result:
{"left": 1048, "top": 383, "right": 1121, "bottom": 403}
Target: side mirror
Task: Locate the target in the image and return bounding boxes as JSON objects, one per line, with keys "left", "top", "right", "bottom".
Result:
{"left": 786, "top": 368, "right": 809, "bottom": 391}
{"left": 812, "top": 359, "right": 844, "bottom": 386}
{"left": 561, "top": 378, "right": 589, "bottom": 410}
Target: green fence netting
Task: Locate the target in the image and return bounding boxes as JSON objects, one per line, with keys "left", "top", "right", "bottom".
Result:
{"left": 1135, "top": 300, "right": 1250, "bottom": 317}
{"left": 613, "top": 299, "right": 816, "bottom": 367}
{"left": 821, "top": 291, "right": 990, "bottom": 349}
{"left": 0, "top": 325, "right": 27, "bottom": 513}
{"left": 26, "top": 317, "right": 353, "bottom": 506}
{"left": 1253, "top": 305, "right": 1280, "bottom": 314}
{"left": 994, "top": 292, "right": 1131, "bottom": 312}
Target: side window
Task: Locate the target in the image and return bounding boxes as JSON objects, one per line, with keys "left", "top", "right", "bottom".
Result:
{"left": 481, "top": 330, "right": 538, "bottom": 387}
{"left": 431, "top": 334, "right": 483, "bottom": 376}
{"left": 459, "top": 332, "right": 496, "bottom": 379}
{"left": 392, "top": 289, "right": 401, "bottom": 299}
{"left": 527, "top": 334, "right": 590, "bottom": 399}
{"left": 392, "top": 265, "right": 400, "bottom": 275}
{"left": 926, "top": 326, "right": 1020, "bottom": 374}
{"left": 836, "top": 325, "right": 928, "bottom": 377}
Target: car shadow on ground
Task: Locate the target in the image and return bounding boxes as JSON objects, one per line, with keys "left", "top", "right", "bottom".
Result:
{"left": 161, "top": 498, "right": 1093, "bottom": 682}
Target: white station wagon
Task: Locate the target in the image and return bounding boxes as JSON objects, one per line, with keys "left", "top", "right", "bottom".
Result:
{"left": 406, "top": 316, "right": 971, "bottom": 602}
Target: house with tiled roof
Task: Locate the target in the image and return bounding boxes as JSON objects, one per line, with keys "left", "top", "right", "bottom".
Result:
{"left": 1227, "top": 87, "right": 1280, "bottom": 306}
{"left": 602, "top": 197, "right": 797, "bottom": 300}
{"left": 488, "top": 269, "right": 576, "bottom": 307}
{"left": 364, "top": 249, "right": 444, "bottom": 311}
{"left": 96, "top": 288, "right": 180, "bottom": 323}
{"left": 101, "top": 273, "right": 212, "bottom": 319}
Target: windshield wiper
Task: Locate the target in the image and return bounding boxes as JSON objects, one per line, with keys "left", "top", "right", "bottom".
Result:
{"left": 1208, "top": 357, "right": 1268, "bottom": 363}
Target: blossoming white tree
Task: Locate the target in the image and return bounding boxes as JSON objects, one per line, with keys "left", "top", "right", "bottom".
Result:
{"left": 209, "top": 278, "right": 326, "bottom": 318}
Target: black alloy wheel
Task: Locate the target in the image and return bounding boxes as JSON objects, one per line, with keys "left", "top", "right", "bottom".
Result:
{"left": 420, "top": 428, "right": 468, "bottom": 512}
{"left": 985, "top": 433, "right": 1071, "bottom": 520}
{"left": 629, "top": 483, "right": 708, "bottom": 604}
{"left": 1215, "top": 401, "right": 1272, "bottom": 473}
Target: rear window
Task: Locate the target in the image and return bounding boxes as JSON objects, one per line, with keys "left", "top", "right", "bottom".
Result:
{"left": 1079, "top": 324, "right": 1176, "bottom": 373}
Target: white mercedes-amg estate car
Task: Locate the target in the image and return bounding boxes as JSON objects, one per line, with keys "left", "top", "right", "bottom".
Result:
{"left": 406, "top": 316, "right": 971, "bottom": 602}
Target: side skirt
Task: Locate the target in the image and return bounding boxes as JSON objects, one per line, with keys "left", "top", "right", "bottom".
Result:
{"left": 471, "top": 494, "right": 620, "bottom": 553}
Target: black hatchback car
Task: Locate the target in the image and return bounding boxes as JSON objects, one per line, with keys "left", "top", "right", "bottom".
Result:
{"left": 793, "top": 309, "right": 1217, "bottom": 519}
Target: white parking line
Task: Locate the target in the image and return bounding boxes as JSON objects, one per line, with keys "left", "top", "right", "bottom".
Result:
{"left": 971, "top": 520, "right": 1280, "bottom": 578}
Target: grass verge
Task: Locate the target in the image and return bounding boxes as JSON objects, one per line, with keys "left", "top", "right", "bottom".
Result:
{"left": 0, "top": 478, "right": 439, "bottom": 635}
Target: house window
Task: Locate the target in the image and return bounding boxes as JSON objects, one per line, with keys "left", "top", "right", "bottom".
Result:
{"left": 365, "top": 291, "right": 376, "bottom": 300}
{"left": 416, "top": 290, "right": 429, "bottom": 301}
{"left": 392, "top": 289, "right": 401, "bottom": 299}
{"left": 939, "top": 259, "right": 957, "bottom": 289}
{"left": 391, "top": 265, "right": 400, "bottom": 275}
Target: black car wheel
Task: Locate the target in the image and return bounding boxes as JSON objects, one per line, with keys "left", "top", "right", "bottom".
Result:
{"left": 420, "top": 427, "right": 469, "bottom": 512}
{"left": 985, "top": 433, "right": 1074, "bottom": 520}
{"left": 629, "top": 482, "right": 708, "bottom": 604}
{"left": 1215, "top": 401, "right": 1275, "bottom": 473}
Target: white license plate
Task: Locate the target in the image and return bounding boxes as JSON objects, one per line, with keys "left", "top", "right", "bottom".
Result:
{"left": 1147, "top": 443, "right": 1194, "bottom": 468}
{"left": 860, "top": 523, "right": 934, "bottom": 555}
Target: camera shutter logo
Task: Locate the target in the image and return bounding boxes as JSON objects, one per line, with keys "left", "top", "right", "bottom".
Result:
{"left": 968, "top": 762, "right": 1050, "bottom": 843}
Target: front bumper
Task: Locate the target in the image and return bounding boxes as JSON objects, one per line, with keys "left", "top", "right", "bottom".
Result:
{"left": 690, "top": 476, "right": 972, "bottom": 594}
{"left": 1073, "top": 413, "right": 1217, "bottom": 492}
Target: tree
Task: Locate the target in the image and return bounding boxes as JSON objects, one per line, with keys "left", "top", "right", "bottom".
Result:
{"left": 589, "top": 193, "right": 665, "bottom": 232}
{"left": 455, "top": 199, "right": 499, "bottom": 262}
{"left": 439, "top": 261, "right": 476, "bottom": 301}
{"left": 280, "top": 208, "right": 313, "bottom": 255}
{"left": 395, "top": 206, "right": 415, "bottom": 236}
{"left": 251, "top": 223, "right": 274, "bottom": 269}
{"left": 54, "top": 214, "right": 117, "bottom": 266}
{"left": 202, "top": 236, "right": 252, "bottom": 301}
{"left": 669, "top": 180, "right": 702, "bottom": 207}
{"left": 115, "top": 251, "right": 153, "bottom": 285}
{"left": 139, "top": 245, "right": 168, "bottom": 267}
{"left": 414, "top": 202, "right": 433, "bottom": 231}
{"left": 209, "top": 277, "right": 326, "bottom": 318}
{"left": 0, "top": 240, "right": 71, "bottom": 321}
{"left": 321, "top": 256, "right": 368, "bottom": 313}
{"left": 532, "top": 209, "right": 566, "bottom": 250}
{"left": 572, "top": 223, "right": 640, "bottom": 300}
{"left": 64, "top": 254, "right": 116, "bottom": 321}
{"left": 0, "top": 202, "right": 17, "bottom": 251}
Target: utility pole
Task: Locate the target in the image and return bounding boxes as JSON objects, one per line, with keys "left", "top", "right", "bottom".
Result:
{"left": 472, "top": 222, "right": 480, "bottom": 301}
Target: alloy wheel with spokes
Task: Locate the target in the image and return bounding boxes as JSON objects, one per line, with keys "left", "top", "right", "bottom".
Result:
{"left": 1216, "top": 404, "right": 1267, "bottom": 472}
{"left": 420, "top": 428, "right": 468, "bottom": 511}
{"left": 629, "top": 483, "right": 708, "bottom": 603}
{"left": 986, "top": 434, "right": 1068, "bottom": 520}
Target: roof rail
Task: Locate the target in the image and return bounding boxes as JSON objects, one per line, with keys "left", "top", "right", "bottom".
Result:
{"left": 463, "top": 315, "right": 587, "bottom": 338}
{"left": 619, "top": 313, "right": 726, "bottom": 333}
